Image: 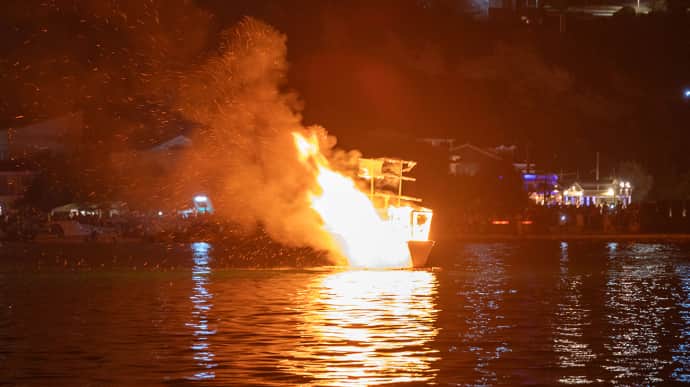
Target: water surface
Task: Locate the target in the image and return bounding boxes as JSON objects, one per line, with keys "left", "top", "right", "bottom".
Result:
{"left": 0, "top": 241, "right": 689, "bottom": 385}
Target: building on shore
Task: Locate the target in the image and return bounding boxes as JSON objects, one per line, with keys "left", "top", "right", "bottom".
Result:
{"left": 0, "top": 160, "right": 35, "bottom": 216}
{"left": 563, "top": 179, "right": 633, "bottom": 207}
{"left": 523, "top": 173, "right": 561, "bottom": 205}
{"left": 6, "top": 113, "right": 83, "bottom": 157}
{"left": 448, "top": 143, "right": 505, "bottom": 176}
{"left": 418, "top": 137, "right": 456, "bottom": 150}
{"left": 0, "top": 113, "right": 84, "bottom": 213}
{"left": 414, "top": 137, "right": 639, "bottom": 209}
{"left": 0, "top": 130, "right": 37, "bottom": 214}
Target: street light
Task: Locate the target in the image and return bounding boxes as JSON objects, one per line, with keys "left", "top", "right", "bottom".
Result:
{"left": 684, "top": 88, "right": 690, "bottom": 99}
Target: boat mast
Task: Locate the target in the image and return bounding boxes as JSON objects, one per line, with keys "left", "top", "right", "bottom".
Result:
{"left": 398, "top": 159, "right": 403, "bottom": 206}
{"left": 359, "top": 157, "right": 421, "bottom": 206}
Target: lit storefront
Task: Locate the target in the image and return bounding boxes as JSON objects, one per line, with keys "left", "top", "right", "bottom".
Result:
{"left": 563, "top": 179, "right": 632, "bottom": 207}
{"left": 523, "top": 173, "right": 561, "bottom": 206}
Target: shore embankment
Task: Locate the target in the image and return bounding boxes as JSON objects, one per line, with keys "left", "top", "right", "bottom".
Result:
{"left": 436, "top": 233, "right": 690, "bottom": 242}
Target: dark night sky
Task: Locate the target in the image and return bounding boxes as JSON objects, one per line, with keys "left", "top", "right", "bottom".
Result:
{"left": 0, "top": 0, "right": 689, "bottom": 187}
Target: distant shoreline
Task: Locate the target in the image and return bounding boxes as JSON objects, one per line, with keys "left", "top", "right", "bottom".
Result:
{"left": 437, "top": 233, "right": 690, "bottom": 241}
{"left": 4, "top": 233, "right": 690, "bottom": 246}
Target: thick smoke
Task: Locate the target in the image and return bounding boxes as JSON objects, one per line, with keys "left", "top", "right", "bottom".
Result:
{"left": 1, "top": 1, "right": 359, "bottom": 261}
{"left": 171, "top": 17, "right": 349, "bottom": 261}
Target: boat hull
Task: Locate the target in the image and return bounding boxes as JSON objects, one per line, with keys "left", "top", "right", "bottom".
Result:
{"left": 408, "top": 240, "right": 435, "bottom": 268}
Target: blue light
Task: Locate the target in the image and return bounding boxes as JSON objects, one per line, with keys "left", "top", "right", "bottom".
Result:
{"left": 684, "top": 89, "right": 690, "bottom": 98}
{"left": 193, "top": 194, "right": 214, "bottom": 214}
{"left": 523, "top": 173, "right": 558, "bottom": 183}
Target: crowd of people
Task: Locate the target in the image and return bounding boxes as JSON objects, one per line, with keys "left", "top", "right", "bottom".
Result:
{"left": 526, "top": 204, "right": 641, "bottom": 233}
{"left": 3, "top": 200, "right": 690, "bottom": 243}
{"left": 448, "top": 204, "right": 645, "bottom": 235}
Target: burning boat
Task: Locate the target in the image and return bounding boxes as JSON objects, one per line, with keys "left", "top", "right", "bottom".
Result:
{"left": 358, "top": 157, "right": 435, "bottom": 268}
{"left": 294, "top": 132, "right": 434, "bottom": 269}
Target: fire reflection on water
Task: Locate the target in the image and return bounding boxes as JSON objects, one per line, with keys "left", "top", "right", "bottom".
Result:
{"left": 282, "top": 270, "right": 440, "bottom": 385}
{"left": 187, "top": 242, "right": 217, "bottom": 380}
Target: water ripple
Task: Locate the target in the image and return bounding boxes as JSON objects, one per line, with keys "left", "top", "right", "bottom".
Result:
{"left": 1, "top": 241, "right": 689, "bottom": 386}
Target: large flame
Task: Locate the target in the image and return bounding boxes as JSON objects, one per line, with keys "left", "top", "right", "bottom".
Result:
{"left": 293, "top": 132, "right": 430, "bottom": 268}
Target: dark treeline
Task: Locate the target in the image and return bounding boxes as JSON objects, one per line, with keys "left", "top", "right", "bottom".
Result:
{"left": 1, "top": 0, "right": 689, "bottom": 209}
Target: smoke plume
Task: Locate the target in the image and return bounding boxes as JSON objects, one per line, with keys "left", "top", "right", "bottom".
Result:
{"left": 171, "top": 17, "right": 349, "bottom": 261}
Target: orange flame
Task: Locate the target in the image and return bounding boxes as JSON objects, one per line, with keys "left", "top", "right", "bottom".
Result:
{"left": 293, "top": 132, "right": 429, "bottom": 268}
